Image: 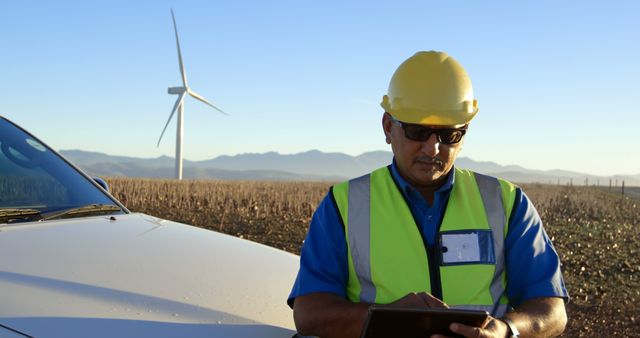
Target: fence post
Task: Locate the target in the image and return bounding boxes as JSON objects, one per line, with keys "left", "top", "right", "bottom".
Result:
{"left": 622, "top": 180, "right": 625, "bottom": 196}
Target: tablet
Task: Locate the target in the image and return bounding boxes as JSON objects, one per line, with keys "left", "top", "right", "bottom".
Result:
{"left": 360, "top": 306, "right": 489, "bottom": 338}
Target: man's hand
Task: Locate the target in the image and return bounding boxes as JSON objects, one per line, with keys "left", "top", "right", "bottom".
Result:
{"left": 430, "top": 316, "right": 508, "bottom": 338}
{"left": 430, "top": 297, "right": 566, "bottom": 338}
{"left": 387, "top": 292, "right": 449, "bottom": 309}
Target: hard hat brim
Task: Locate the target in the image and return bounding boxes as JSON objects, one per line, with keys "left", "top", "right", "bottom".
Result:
{"left": 381, "top": 98, "right": 479, "bottom": 126}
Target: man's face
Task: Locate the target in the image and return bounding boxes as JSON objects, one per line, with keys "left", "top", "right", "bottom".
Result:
{"left": 382, "top": 113, "right": 465, "bottom": 188}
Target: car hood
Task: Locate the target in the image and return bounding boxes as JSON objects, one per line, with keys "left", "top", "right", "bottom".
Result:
{"left": 0, "top": 213, "right": 299, "bottom": 338}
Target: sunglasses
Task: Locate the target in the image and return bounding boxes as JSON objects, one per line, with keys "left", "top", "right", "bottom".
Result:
{"left": 389, "top": 115, "right": 467, "bottom": 145}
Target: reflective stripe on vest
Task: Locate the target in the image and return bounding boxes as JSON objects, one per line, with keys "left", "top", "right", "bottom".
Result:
{"left": 333, "top": 167, "right": 515, "bottom": 317}
{"left": 347, "top": 174, "right": 376, "bottom": 303}
{"left": 475, "top": 172, "right": 508, "bottom": 317}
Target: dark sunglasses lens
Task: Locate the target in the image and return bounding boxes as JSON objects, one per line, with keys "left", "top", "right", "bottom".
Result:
{"left": 404, "top": 125, "right": 430, "bottom": 141}
{"left": 439, "top": 130, "right": 464, "bottom": 144}
{"left": 402, "top": 124, "right": 464, "bottom": 144}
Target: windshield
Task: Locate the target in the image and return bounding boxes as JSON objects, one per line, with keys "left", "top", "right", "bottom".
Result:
{"left": 0, "top": 117, "right": 125, "bottom": 222}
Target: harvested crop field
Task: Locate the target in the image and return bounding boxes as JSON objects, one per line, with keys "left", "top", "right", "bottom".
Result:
{"left": 106, "top": 178, "right": 639, "bottom": 337}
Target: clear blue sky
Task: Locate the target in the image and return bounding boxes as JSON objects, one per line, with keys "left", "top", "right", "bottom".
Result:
{"left": 1, "top": 1, "right": 638, "bottom": 176}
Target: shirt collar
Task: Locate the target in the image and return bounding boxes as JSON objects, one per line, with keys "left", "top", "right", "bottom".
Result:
{"left": 389, "top": 158, "right": 455, "bottom": 198}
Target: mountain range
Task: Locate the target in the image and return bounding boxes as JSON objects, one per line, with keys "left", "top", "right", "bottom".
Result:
{"left": 60, "top": 149, "right": 640, "bottom": 186}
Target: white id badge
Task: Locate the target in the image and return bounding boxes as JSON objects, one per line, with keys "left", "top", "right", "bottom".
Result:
{"left": 441, "top": 232, "right": 482, "bottom": 264}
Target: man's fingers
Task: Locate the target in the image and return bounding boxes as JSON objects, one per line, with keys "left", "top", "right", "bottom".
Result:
{"left": 450, "top": 323, "right": 483, "bottom": 338}
{"left": 417, "top": 292, "right": 433, "bottom": 306}
{"left": 417, "top": 292, "right": 448, "bottom": 308}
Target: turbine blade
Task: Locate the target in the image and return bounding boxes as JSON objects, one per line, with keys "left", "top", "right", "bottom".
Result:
{"left": 171, "top": 9, "right": 188, "bottom": 87}
{"left": 188, "top": 89, "right": 229, "bottom": 115}
{"left": 157, "top": 92, "right": 186, "bottom": 147}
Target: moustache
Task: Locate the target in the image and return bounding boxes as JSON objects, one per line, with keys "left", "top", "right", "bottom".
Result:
{"left": 414, "top": 156, "right": 444, "bottom": 169}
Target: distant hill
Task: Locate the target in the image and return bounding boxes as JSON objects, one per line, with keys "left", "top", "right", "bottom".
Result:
{"left": 77, "top": 161, "right": 340, "bottom": 181}
{"left": 198, "top": 150, "right": 392, "bottom": 178}
{"left": 59, "top": 149, "right": 640, "bottom": 186}
{"left": 60, "top": 150, "right": 180, "bottom": 167}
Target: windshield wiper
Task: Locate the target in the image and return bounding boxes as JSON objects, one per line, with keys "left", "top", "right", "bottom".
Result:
{"left": 0, "top": 208, "right": 43, "bottom": 224}
{"left": 41, "top": 204, "right": 123, "bottom": 221}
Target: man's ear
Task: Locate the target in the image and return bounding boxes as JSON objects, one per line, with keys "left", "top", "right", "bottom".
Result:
{"left": 382, "top": 112, "right": 393, "bottom": 144}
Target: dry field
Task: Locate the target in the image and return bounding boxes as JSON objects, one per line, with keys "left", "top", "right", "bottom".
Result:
{"left": 106, "top": 178, "right": 639, "bottom": 337}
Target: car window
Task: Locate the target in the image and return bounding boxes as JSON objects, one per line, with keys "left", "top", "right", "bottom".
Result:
{"left": 0, "top": 117, "right": 123, "bottom": 216}
{"left": 0, "top": 141, "right": 68, "bottom": 208}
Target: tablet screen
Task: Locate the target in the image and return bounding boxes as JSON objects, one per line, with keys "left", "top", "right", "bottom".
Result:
{"left": 360, "top": 306, "right": 489, "bottom": 338}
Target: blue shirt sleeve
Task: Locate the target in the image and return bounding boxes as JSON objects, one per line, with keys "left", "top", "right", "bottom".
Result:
{"left": 288, "top": 190, "right": 348, "bottom": 308}
{"left": 505, "top": 188, "right": 569, "bottom": 307}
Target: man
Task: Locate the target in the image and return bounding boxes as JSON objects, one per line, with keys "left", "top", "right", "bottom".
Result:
{"left": 289, "top": 51, "right": 568, "bottom": 338}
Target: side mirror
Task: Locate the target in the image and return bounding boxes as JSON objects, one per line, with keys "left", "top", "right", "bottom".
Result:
{"left": 93, "top": 177, "right": 110, "bottom": 193}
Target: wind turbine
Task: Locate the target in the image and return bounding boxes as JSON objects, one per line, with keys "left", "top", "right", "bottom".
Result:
{"left": 157, "top": 9, "right": 228, "bottom": 180}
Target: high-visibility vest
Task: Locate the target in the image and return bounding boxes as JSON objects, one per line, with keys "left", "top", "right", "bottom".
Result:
{"left": 331, "top": 166, "right": 517, "bottom": 317}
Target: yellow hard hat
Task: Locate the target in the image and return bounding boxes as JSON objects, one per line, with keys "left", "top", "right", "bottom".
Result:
{"left": 381, "top": 51, "right": 478, "bottom": 126}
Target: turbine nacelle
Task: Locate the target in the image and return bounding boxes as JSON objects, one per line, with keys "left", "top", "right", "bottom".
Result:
{"left": 168, "top": 86, "right": 187, "bottom": 95}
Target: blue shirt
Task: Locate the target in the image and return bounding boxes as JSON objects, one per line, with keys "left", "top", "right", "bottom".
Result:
{"left": 288, "top": 161, "right": 569, "bottom": 308}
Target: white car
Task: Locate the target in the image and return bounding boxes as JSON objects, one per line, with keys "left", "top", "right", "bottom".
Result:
{"left": 0, "top": 116, "right": 299, "bottom": 338}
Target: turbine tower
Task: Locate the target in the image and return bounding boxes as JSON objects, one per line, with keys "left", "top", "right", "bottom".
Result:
{"left": 157, "top": 9, "right": 227, "bottom": 180}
